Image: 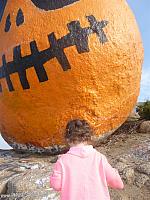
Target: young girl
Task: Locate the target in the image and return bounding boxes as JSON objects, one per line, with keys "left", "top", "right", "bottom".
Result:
{"left": 50, "top": 119, "right": 124, "bottom": 200}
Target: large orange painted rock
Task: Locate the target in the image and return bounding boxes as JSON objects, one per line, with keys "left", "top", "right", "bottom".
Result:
{"left": 0, "top": 0, "right": 143, "bottom": 152}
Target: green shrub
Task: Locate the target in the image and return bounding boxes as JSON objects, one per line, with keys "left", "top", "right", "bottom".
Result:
{"left": 136, "top": 100, "right": 150, "bottom": 120}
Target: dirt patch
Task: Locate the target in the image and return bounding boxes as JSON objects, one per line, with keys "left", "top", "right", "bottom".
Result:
{"left": 96, "top": 120, "right": 150, "bottom": 200}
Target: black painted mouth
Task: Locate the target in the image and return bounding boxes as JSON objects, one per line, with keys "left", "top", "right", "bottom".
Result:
{"left": 0, "top": 15, "right": 109, "bottom": 93}
{"left": 0, "top": 0, "right": 7, "bottom": 22}
{"left": 31, "top": 0, "right": 80, "bottom": 11}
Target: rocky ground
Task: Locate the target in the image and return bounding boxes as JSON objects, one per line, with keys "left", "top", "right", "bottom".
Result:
{"left": 0, "top": 120, "right": 150, "bottom": 200}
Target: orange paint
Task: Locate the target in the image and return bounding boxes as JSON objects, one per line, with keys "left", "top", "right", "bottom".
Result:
{"left": 0, "top": 0, "right": 143, "bottom": 148}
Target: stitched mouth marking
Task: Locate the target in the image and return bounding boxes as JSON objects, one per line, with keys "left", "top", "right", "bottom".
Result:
{"left": 0, "top": 15, "right": 109, "bottom": 93}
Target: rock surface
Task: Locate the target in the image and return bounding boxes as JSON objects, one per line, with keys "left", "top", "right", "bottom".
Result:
{"left": 0, "top": 150, "right": 60, "bottom": 200}
{"left": 0, "top": 121, "right": 150, "bottom": 200}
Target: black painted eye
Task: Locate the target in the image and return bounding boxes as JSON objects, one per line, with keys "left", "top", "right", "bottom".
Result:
{"left": 16, "top": 8, "right": 24, "bottom": 27}
{"left": 5, "top": 13, "right": 11, "bottom": 32}
{"left": 4, "top": 8, "right": 24, "bottom": 32}
{"left": 0, "top": 0, "right": 7, "bottom": 22}
{"left": 31, "top": 0, "right": 80, "bottom": 11}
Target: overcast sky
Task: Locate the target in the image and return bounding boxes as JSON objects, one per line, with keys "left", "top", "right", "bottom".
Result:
{"left": 127, "top": 0, "right": 150, "bottom": 101}
{"left": 0, "top": 0, "right": 150, "bottom": 149}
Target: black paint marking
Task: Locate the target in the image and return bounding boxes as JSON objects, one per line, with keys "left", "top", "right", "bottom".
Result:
{"left": 0, "top": 83, "right": 2, "bottom": 92}
{"left": 30, "top": 41, "right": 49, "bottom": 82}
{"left": 13, "top": 46, "right": 30, "bottom": 89}
{"left": 0, "top": 0, "right": 7, "bottom": 22}
{"left": 31, "top": 0, "right": 80, "bottom": 11}
{"left": 67, "top": 21, "right": 90, "bottom": 53}
{"left": 16, "top": 8, "right": 24, "bottom": 26}
{"left": 87, "top": 15, "right": 109, "bottom": 44}
{"left": 5, "top": 13, "right": 11, "bottom": 32}
{"left": 0, "top": 15, "right": 108, "bottom": 92}
{"left": 2, "top": 55, "right": 14, "bottom": 91}
{"left": 48, "top": 32, "right": 71, "bottom": 71}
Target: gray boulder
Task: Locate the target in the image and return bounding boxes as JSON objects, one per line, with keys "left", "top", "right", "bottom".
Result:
{"left": 139, "top": 121, "right": 150, "bottom": 133}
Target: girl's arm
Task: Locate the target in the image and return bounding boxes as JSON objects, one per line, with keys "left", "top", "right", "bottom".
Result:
{"left": 102, "top": 156, "right": 124, "bottom": 189}
{"left": 50, "top": 159, "right": 62, "bottom": 191}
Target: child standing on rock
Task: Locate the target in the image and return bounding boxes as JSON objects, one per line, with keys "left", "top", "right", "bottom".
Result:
{"left": 50, "top": 119, "right": 124, "bottom": 200}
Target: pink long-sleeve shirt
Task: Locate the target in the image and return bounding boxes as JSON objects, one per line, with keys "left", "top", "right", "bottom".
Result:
{"left": 50, "top": 145, "right": 124, "bottom": 200}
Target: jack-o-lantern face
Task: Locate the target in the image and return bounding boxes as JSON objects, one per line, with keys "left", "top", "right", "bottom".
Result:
{"left": 0, "top": 0, "right": 81, "bottom": 33}
{"left": 0, "top": 0, "right": 143, "bottom": 152}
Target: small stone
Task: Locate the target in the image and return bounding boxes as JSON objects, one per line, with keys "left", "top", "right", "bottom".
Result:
{"left": 31, "top": 164, "right": 39, "bottom": 170}
{"left": 50, "top": 156, "right": 58, "bottom": 163}
{"left": 136, "top": 163, "right": 150, "bottom": 175}
{"left": 135, "top": 174, "right": 149, "bottom": 188}
{"left": 117, "top": 157, "right": 128, "bottom": 163}
{"left": 0, "top": 180, "right": 7, "bottom": 194}
{"left": 115, "top": 162, "right": 129, "bottom": 173}
{"left": 139, "top": 121, "right": 150, "bottom": 133}
{"left": 19, "top": 166, "right": 27, "bottom": 171}
{"left": 145, "top": 179, "right": 150, "bottom": 189}
{"left": 122, "top": 168, "right": 135, "bottom": 184}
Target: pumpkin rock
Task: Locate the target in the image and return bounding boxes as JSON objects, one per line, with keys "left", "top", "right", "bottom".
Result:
{"left": 0, "top": 0, "right": 144, "bottom": 153}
